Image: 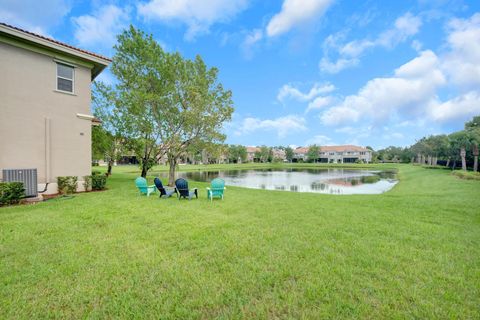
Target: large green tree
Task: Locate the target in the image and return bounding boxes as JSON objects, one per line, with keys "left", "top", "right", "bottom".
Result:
{"left": 92, "top": 82, "right": 129, "bottom": 176}
{"left": 307, "top": 145, "right": 320, "bottom": 163}
{"left": 285, "top": 146, "right": 294, "bottom": 163}
{"left": 95, "top": 26, "right": 233, "bottom": 180}
{"left": 228, "top": 145, "right": 247, "bottom": 163}
{"left": 465, "top": 115, "right": 480, "bottom": 171}
{"left": 162, "top": 53, "right": 233, "bottom": 184}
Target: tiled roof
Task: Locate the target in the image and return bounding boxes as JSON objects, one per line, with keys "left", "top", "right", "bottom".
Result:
{"left": 294, "top": 147, "right": 309, "bottom": 154}
{"left": 295, "top": 145, "right": 370, "bottom": 154}
{"left": 246, "top": 146, "right": 260, "bottom": 153}
{"left": 320, "top": 145, "right": 369, "bottom": 152}
{"left": 0, "top": 22, "right": 112, "bottom": 62}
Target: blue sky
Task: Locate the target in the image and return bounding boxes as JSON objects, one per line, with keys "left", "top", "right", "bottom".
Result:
{"left": 2, "top": 0, "right": 480, "bottom": 149}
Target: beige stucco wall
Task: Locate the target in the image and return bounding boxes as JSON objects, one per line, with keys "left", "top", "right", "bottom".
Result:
{"left": 0, "top": 42, "right": 93, "bottom": 193}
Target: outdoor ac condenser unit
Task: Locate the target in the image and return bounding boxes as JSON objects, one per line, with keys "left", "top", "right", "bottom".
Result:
{"left": 2, "top": 168, "right": 38, "bottom": 197}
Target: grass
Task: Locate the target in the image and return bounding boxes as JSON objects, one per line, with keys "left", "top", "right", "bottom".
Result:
{"left": 1, "top": 164, "right": 479, "bottom": 318}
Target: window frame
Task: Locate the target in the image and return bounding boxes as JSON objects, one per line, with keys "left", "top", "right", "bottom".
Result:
{"left": 55, "top": 61, "right": 75, "bottom": 94}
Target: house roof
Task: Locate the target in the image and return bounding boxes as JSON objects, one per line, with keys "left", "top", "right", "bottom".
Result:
{"left": 320, "top": 145, "right": 369, "bottom": 152}
{"left": 294, "top": 147, "right": 309, "bottom": 154}
{"left": 0, "top": 22, "right": 111, "bottom": 80}
{"left": 295, "top": 145, "right": 370, "bottom": 154}
{"left": 246, "top": 146, "right": 260, "bottom": 153}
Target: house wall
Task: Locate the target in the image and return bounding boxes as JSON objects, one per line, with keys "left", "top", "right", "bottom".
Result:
{"left": 0, "top": 42, "right": 93, "bottom": 194}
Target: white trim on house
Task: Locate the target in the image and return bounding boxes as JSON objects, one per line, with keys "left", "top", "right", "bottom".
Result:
{"left": 76, "top": 113, "right": 95, "bottom": 120}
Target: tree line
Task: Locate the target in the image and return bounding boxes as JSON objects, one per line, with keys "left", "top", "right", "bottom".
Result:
{"left": 374, "top": 115, "right": 480, "bottom": 171}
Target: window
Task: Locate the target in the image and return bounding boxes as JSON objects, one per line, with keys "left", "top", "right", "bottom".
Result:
{"left": 56, "top": 63, "right": 74, "bottom": 93}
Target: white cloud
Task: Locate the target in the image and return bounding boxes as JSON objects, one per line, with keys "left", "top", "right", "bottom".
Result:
{"left": 319, "top": 57, "right": 359, "bottom": 74}
{"left": 411, "top": 40, "right": 423, "bottom": 51}
{"left": 320, "top": 50, "right": 446, "bottom": 126}
{"left": 428, "top": 91, "right": 480, "bottom": 123}
{"left": 306, "top": 96, "right": 332, "bottom": 113}
{"left": 137, "top": 0, "right": 249, "bottom": 40}
{"left": 72, "top": 5, "right": 129, "bottom": 48}
{"left": 266, "top": 0, "right": 334, "bottom": 37}
{"left": 319, "top": 12, "right": 480, "bottom": 128}
{"left": 277, "top": 82, "right": 335, "bottom": 103}
{"left": 321, "top": 106, "right": 361, "bottom": 126}
{"left": 442, "top": 13, "right": 480, "bottom": 90}
{"left": 236, "top": 115, "right": 307, "bottom": 138}
{"left": 242, "top": 29, "right": 263, "bottom": 59}
{"left": 320, "top": 12, "right": 422, "bottom": 74}
{"left": 305, "top": 134, "right": 334, "bottom": 146}
{"left": 0, "top": 0, "right": 71, "bottom": 36}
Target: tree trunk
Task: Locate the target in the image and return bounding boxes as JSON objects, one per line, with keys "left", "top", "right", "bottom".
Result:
{"left": 168, "top": 156, "right": 177, "bottom": 186}
{"left": 141, "top": 166, "right": 148, "bottom": 178}
{"left": 473, "top": 144, "right": 479, "bottom": 172}
{"left": 107, "top": 159, "right": 113, "bottom": 176}
{"left": 446, "top": 158, "right": 450, "bottom": 168}
{"left": 461, "top": 147, "right": 467, "bottom": 171}
{"left": 141, "top": 157, "right": 148, "bottom": 178}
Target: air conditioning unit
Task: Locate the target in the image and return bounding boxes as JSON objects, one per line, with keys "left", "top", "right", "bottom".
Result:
{"left": 2, "top": 168, "right": 38, "bottom": 197}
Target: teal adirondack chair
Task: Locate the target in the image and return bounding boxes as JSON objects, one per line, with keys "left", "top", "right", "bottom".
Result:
{"left": 135, "top": 177, "right": 156, "bottom": 196}
{"left": 207, "top": 178, "right": 226, "bottom": 201}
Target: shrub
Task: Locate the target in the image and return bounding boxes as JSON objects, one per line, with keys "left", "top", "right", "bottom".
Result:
{"left": 452, "top": 170, "right": 480, "bottom": 180}
{"left": 83, "top": 175, "right": 92, "bottom": 192}
{"left": 92, "top": 170, "right": 103, "bottom": 176}
{"left": 0, "top": 182, "right": 25, "bottom": 206}
{"left": 92, "top": 174, "right": 107, "bottom": 190}
{"left": 57, "top": 176, "right": 78, "bottom": 195}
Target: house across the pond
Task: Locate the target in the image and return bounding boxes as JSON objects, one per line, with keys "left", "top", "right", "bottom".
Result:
{"left": 293, "top": 145, "right": 372, "bottom": 163}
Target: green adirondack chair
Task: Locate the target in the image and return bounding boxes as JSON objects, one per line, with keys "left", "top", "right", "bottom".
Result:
{"left": 207, "top": 178, "right": 226, "bottom": 201}
{"left": 135, "top": 177, "right": 156, "bottom": 196}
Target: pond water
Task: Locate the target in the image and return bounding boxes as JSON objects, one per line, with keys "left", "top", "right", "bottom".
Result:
{"left": 169, "top": 168, "right": 398, "bottom": 195}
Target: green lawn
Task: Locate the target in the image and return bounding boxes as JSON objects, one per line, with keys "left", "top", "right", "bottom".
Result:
{"left": 1, "top": 164, "right": 479, "bottom": 318}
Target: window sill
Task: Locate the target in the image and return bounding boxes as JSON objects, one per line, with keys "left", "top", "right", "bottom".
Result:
{"left": 54, "top": 89, "right": 77, "bottom": 96}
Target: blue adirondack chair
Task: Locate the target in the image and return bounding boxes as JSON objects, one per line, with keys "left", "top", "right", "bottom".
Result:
{"left": 175, "top": 178, "right": 198, "bottom": 200}
{"left": 135, "top": 177, "right": 156, "bottom": 196}
{"left": 207, "top": 178, "right": 226, "bottom": 201}
{"left": 154, "top": 177, "right": 177, "bottom": 199}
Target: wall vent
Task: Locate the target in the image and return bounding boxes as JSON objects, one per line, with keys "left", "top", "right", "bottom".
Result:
{"left": 2, "top": 169, "right": 38, "bottom": 197}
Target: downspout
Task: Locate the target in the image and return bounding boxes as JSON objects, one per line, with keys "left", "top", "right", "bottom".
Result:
{"left": 44, "top": 117, "right": 51, "bottom": 186}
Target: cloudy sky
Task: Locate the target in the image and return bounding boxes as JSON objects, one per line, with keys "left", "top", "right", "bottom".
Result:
{"left": 2, "top": 0, "right": 480, "bottom": 148}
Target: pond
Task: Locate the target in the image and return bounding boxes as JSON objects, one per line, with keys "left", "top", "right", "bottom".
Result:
{"left": 169, "top": 168, "right": 398, "bottom": 195}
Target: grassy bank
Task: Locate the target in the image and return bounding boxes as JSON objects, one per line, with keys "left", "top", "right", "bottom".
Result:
{"left": 1, "top": 164, "right": 479, "bottom": 318}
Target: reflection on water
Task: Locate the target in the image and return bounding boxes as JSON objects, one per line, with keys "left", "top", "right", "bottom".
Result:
{"left": 165, "top": 168, "right": 398, "bottom": 195}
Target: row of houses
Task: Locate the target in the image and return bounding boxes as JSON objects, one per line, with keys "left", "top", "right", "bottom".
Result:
{"left": 245, "top": 145, "right": 372, "bottom": 163}
{"left": 291, "top": 145, "right": 372, "bottom": 163}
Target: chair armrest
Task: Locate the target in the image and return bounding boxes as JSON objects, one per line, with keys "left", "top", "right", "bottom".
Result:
{"left": 206, "top": 187, "right": 211, "bottom": 190}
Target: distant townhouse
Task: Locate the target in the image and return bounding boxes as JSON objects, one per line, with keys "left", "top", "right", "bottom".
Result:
{"left": 272, "top": 148, "right": 286, "bottom": 161}
{"left": 246, "top": 147, "right": 260, "bottom": 162}
{"left": 293, "top": 145, "right": 372, "bottom": 163}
